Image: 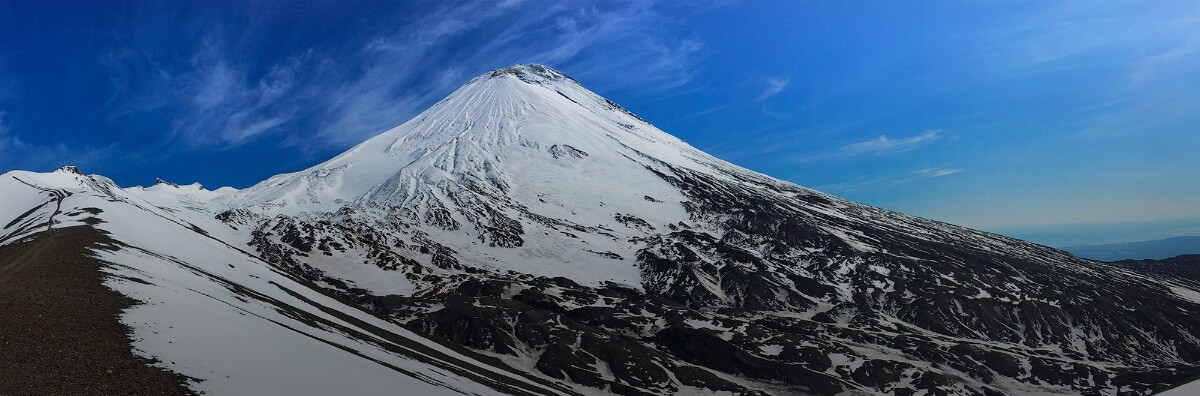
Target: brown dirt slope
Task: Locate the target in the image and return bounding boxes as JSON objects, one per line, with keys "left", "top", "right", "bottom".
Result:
{"left": 0, "top": 226, "right": 194, "bottom": 395}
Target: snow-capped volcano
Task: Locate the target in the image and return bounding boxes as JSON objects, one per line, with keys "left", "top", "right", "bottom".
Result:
{"left": 220, "top": 64, "right": 1200, "bottom": 394}
{"left": 3, "top": 64, "right": 1199, "bottom": 395}
{"left": 223, "top": 63, "right": 813, "bottom": 287}
{"left": 232, "top": 63, "right": 728, "bottom": 211}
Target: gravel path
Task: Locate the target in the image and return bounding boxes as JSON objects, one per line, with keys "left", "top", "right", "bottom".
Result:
{"left": 0, "top": 226, "right": 195, "bottom": 395}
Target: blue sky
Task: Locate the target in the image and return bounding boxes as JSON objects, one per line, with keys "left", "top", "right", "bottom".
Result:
{"left": 1, "top": 1, "right": 1198, "bottom": 247}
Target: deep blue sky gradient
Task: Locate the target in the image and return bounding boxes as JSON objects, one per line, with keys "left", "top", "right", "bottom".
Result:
{"left": 1, "top": 1, "right": 1198, "bottom": 246}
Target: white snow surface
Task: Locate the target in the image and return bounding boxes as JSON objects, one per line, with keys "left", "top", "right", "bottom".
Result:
{"left": 125, "top": 182, "right": 237, "bottom": 208}
{"left": 1161, "top": 379, "right": 1200, "bottom": 396}
{"left": 1, "top": 168, "right": 83, "bottom": 245}
{"left": 1170, "top": 286, "right": 1200, "bottom": 305}
{"left": 0, "top": 167, "right": 564, "bottom": 395}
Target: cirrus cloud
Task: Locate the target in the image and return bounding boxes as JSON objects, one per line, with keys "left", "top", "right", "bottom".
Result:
{"left": 791, "top": 129, "right": 945, "bottom": 163}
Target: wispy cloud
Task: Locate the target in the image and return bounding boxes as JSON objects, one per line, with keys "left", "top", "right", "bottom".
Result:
{"left": 303, "top": 1, "right": 708, "bottom": 146}
{"left": 792, "top": 129, "right": 944, "bottom": 163}
{"left": 685, "top": 104, "right": 730, "bottom": 118}
{"left": 979, "top": 3, "right": 1200, "bottom": 89}
{"left": 817, "top": 167, "right": 965, "bottom": 193}
{"left": 182, "top": 56, "right": 301, "bottom": 146}
{"left": 0, "top": 111, "right": 111, "bottom": 171}
{"left": 755, "top": 77, "right": 789, "bottom": 103}
{"left": 843, "top": 130, "right": 941, "bottom": 155}
{"left": 522, "top": 5, "right": 705, "bottom": 93}
{"left": 104, "top": 1, "right": 708, "bottom": 152}
{"left": 1129, "top": 34, "right": 1200, "bottom": 85}
{"left": 0, "top": 64, "right": 107, "bottom": 171}
{"left": 192, "top": 61, "right": 236, "bottom": 108}
{"left": 913, "top": 167, "right": 964, "bottom": 178}
{"left": 100, "top": 36, "right": 310, "bottom": 150}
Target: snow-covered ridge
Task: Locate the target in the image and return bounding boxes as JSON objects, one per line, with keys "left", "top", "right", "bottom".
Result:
{"left": 131, "top": 176, "right": 239, "bottom": 194}
{"left": 0, "top": 167, "right": 569, "bottom": 395}
{"left": 477, "top": 63, "right": 578, "bottom": 84}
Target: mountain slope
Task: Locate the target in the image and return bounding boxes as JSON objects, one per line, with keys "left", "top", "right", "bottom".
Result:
{"left": 0, "top": 167, "right": 570, "bottom": 395}
{"left": 2, "top": 64, "right": 1199, "bottom": 395}
{"left": 209, "top": 65, "right": 1200, "bottom": 395}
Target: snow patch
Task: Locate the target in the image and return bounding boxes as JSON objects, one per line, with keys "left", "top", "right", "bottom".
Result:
{"left": 1170, "top": 286, "right": 1200, "bottom": 305}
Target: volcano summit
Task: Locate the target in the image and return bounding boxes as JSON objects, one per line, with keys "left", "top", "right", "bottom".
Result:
{"left": 2, "top": 65, "right": 1198, "bottom": 395}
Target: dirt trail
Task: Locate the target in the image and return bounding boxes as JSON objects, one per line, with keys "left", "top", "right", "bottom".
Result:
{"left": 0, "top": 226, "right": 194, "bottom": 395}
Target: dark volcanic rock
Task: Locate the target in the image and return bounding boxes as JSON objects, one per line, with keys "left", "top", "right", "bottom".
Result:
{"left": 1110, "top": 254, "right": 1200, "bottom": 282}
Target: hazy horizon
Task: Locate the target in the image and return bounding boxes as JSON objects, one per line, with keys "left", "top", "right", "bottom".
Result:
{"left": 993, "top": 216, "right": 1200, "bottom": 248}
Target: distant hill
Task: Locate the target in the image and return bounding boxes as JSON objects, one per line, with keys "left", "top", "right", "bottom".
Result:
{"left": 1065, "top": 235, "right": 1200, "bottom": 261}
{"left": 1109, "top": 255, "right": 1200, "bottom": 283}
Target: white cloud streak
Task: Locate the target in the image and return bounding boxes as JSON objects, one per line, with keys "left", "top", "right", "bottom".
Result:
{"left": 755, "top": 77, "right": 789, "bottom": 103}
{"left": 817, "top": 167, "right": 965, "bottom": 193}
{"left": 913, "top": 167, "right": 964, "bottom": 178}
{"left": 791, "top": 129, "right": 944, "bottom": 163}
{"left": 843, "top": 130, "right": 942, "bottom": 156}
